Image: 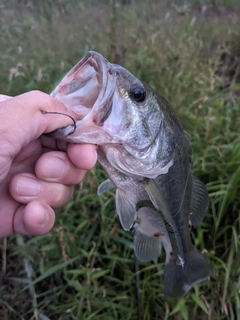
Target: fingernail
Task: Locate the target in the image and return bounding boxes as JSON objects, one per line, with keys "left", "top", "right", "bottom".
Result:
{"left": 37, "top": 206, "right": 49, "bottom": 225}
{"left": 43, "top": 157, "right": 66, "bottom": 179}
{"left": 17, "top": 177, "right": 41, "bottom": 196}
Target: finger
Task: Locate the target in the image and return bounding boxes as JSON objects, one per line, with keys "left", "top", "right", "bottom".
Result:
{"left": 0, "top": 91, "right": 78, "bottom": 157}
{"left": 35, "top": 151, "right": 87, "bottom": 184}
{"left": 0, "top": 94, "right": 11, "bottom": 102}
{"left": 13, "top": 201, "right": 56, "bottom": 235}
{"left": 9, "top": 173, "right": 74, "bottom": 208}
{"left": 67, "top": 143, "right": 98, "bottom": 170}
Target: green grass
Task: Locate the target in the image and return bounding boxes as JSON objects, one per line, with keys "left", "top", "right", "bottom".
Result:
{"left": 0, "top": 0, "right": 240, "bottom": 319}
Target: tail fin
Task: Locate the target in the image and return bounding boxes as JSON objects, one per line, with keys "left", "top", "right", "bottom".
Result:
{"left": 163, "top": 248, "right": 211, "bottom": 299}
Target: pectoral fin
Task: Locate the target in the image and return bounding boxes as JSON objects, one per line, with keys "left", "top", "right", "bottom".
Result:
{"left": 190, "top": 176, "right": 209, "bottom": 226}
{"left": 97, "top": 179, "right": 115, "bottom": 195}
{"left": 143, "top": 179, "right": 185, "bottom": 263}
{"left": 143, "top": 179, "right": 171, "bottom": 220}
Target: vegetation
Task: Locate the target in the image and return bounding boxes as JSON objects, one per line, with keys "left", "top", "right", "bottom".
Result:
{"left": 0, "top": 0, "right": 240, "bottom": 319}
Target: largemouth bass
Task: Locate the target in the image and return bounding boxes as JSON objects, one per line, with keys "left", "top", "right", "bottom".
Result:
{"left": 49, "top": 51, "right": 211, "bottom": 298}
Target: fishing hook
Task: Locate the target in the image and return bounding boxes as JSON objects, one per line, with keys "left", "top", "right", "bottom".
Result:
{"left": 41, "top": 110, "right": 76, "bottom": 135}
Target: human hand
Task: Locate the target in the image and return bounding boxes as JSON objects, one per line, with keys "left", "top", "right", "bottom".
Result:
{"left": 0, "top": 91, "right": 97, "bottom": 238}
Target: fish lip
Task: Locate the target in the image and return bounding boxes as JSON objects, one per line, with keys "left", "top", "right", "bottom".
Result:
{"left": 88, "top": 51, "right": 111, "bottom": 103}
{"left": 87, "top": 51, "right": 116, "bottom": 126}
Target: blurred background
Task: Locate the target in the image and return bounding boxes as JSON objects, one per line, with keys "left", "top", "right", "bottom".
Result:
{"left": 0, "top": 0, "right": 240, "bottom": 319}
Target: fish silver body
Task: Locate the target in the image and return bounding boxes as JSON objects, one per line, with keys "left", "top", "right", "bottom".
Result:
{"left": 49, "top": 51, "right": 211, "bottom": 298}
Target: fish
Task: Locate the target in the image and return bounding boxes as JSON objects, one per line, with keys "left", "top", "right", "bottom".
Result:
{"left": 48, "top": 51, "right": 211, "bottom": 298}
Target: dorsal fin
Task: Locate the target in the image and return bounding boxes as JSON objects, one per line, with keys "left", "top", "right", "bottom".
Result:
{"left": 190, "top": 176, "right": 209, "bottom": 226}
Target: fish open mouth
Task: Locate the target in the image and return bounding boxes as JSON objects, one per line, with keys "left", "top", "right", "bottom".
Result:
{"left": 51, "top": 51, "right": 115, "bottom": 122}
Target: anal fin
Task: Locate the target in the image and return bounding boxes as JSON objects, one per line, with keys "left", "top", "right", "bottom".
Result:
{"left": 134, "top": 207, "right": 168, "bottom": 262}
{"left": 134, "top": 228, "right": 162, "bottom": 262}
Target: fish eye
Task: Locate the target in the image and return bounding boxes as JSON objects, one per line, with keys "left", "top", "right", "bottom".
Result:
{"left": 130, "top": 87, "right": 146, "bottom": 103}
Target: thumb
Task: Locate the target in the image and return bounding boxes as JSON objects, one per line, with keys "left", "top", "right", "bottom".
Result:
{"left": 0, "top": 90, "right": 75, "bottom": 155}
{"left": 0, "top": 94, "right": 11, "bottom": 102}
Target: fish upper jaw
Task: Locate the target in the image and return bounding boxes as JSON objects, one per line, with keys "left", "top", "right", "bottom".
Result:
{"left": 50, "top": 51, "right": 116, "bottom": 124}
